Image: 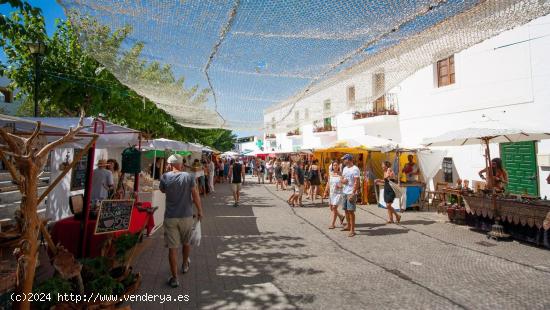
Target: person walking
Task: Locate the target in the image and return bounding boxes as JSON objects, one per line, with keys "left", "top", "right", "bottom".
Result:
{"left": 324, "top": 161, "right": 345, "bottom": 229}
{"left": 376, "top": 161, "right": 401, "bottom": 224}
{"left": 208, "top": 158, "right": 216, "bottom": 193}
{"left": 266, "top": 159, "right": 274, "bottom": 184}
{"left": 341, "top": 154, "right": 360, "bottom": 237}
{"left": 257, "top": 159, "right": 266, "bottom": 184}
{"left": 228, "top": 158, "right": 245, "bottom": 207}
{"left": 293, "top": 160, "right": 306, "bottom": 207}
{"left": 308, "top": 159, "right": 321, "bottom": 203}
{"left": 223, "top": 158, "right": 230, "bottom": 183}
{"left": 274, "top": 159, "right": 284, "bottom": 191}
{"left": 159, "top": 154, "right": 203, "bottom": 288}
{"left": 281, "top": 158, "right": 290, "bottom": 190}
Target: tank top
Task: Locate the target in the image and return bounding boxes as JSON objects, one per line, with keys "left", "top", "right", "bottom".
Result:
{"left": 232, "top": 163, "right": 243, "bottom": 183}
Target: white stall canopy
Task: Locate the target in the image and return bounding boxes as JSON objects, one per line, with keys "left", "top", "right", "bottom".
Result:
{"left": 24, "top": 117, "right": 140, "bottom": 148}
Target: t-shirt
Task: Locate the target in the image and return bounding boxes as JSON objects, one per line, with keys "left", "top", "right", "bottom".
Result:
{"left": 232, "top": 163, "right": 243, "bottom": 183}
{"left": 342, "top": 165, "right": 360, "bottom": 195}
{"left": 404, "top": 163, "right": 419, "bottom": 182}
{"left": 159, "top": 171, "right": 195, "bottom": 219}
{"left": 91, "top": 168, "right": 113, "bottom": 202}
{"left": 281, "top": 162, "right": 290, "bottom": 175}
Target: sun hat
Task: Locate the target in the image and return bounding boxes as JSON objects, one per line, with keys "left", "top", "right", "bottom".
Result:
{"left": 167, "top": 154, "right": 183, "bottom": 164}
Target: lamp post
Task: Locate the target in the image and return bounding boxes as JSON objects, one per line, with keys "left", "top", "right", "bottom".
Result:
{"left": 26, "top": 41, "right": 46, "bottom": 117}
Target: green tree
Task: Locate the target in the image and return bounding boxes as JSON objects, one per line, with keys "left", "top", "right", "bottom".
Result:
{"left": 0, "top": 2, "right": 235, "bottom": 150}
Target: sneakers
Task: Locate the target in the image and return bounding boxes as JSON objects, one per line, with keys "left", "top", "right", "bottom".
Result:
{"left": 233, "top": 202, "right": 239, "bottom": 207}
{"left": 182, "top": 258, "right": 191, "bottom": 274}
{"left": 168, "top": 277, "right": 179, "bottom": 288}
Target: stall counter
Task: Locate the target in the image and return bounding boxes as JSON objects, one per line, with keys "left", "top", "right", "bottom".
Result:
{"left": 377, "top": 182, "right": 423, "bottom": 211}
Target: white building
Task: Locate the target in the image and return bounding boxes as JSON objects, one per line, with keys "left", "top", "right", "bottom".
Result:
{"left": 264, "top": 14, "right": 550, "bottom": 198}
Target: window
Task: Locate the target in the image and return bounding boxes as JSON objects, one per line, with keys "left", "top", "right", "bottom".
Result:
{"left": 436, "top": 55, "right": 455, "bottom": 87}
{"left": 347, "top": 86, "right": 355, "bottom": 106}
{"left": 0, "top": 88, "right": 13, "bottom": 103}
{"left": 323, "top": 99, "right": 331, "bottom": 128}
{"left": 271, "top": 117, "right": 276, "bottom": 130}
{"left": 442, "top": 157, "right": 453, "bottom": 183}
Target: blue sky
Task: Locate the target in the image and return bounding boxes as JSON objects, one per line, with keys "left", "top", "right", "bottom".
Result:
{"left": 0, "top": 0, "right": 65, "bottom": 61}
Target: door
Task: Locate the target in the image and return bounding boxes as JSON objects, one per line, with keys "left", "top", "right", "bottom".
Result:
{"left": 500, "top": 141, "right": 538, "bottom": 196}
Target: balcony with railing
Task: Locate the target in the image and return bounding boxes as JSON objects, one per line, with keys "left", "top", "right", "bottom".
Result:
{"left": 265, "top": 133, "right": 276, "bottom": 140}
{"left": 286, "top": 128, "right": 301, "bottom": 137}
{"left": 353, "top": 93, "right": 399, "bottom": 121}
{"left": 313, "top": 119, "right": 336, "bottom": 136}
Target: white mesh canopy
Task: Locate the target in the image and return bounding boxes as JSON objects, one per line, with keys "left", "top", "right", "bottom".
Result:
{"left": 57, "top": 0, "right": 550, "bottom": 131}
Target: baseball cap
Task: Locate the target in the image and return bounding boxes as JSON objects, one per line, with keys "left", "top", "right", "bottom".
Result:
{"left": 341, "top": 154, "right": 353, "bottom": 161}
{"left": 167, "top": 154, "right": 183, "bottom": 164}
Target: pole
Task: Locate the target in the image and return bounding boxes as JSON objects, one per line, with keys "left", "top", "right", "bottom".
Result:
{"left": 33, "top": 53, "right": 39, "bottom": 117}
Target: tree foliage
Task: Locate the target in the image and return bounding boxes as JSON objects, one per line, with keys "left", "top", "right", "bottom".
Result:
{"left": 0, "top": 2, "right": 236, "bottom": 151}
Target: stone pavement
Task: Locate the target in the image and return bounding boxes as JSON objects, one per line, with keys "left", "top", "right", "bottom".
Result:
{"left": 130, "top": 181, "right": 550, "bottom": 310}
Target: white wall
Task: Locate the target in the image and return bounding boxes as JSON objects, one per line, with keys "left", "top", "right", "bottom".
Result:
{"left": 397, "top": 15, "right": 550, "bottom": 198}
{"left": 264, "top": 14, "right": 550, "bottom": 197}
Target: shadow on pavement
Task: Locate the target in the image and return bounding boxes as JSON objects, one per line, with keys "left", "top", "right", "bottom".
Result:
{"left": 356, "top": 228, "right": 410, "bottom": 236}
{"left": 131, "top": 183, "right": 321, "bottom": 310}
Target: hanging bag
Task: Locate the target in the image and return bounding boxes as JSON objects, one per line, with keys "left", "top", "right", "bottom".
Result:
{"left": 190, "top": 219, "right": 202, "bottom": 246}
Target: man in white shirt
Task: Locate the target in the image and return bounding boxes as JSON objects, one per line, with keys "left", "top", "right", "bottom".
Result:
{"left": 340, "top": 154, "right": 360, "bottom": 237}
{"left": 91, "top": 159, "right": 114, "bottom": 203}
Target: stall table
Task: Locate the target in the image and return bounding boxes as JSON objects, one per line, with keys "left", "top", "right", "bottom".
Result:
{"left": 377, "top": 182, "right": 424, "bottom": 211}
{"left": 51, "top": 202, "right": 154, "bottom": 258}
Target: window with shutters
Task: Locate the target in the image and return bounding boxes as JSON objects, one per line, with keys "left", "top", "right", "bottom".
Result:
{"left": 436, "top": 55, "right": 455, "bottom": 87}
{"left": 347, "top": 86, "right": 355, "bottom": 107}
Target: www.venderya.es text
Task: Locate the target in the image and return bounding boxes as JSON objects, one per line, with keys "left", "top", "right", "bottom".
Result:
{"left": 11, "top": 292, "right": 190, "bottom": 304}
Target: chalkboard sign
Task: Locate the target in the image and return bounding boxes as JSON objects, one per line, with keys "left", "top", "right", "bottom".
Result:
{"left": 70, "top": 149, "right": 88, "bottom": 191}
{"left": 94, "top": 200, "right": 134, "bottom": 235}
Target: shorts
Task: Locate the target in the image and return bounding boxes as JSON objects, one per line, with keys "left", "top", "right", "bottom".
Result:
{"left": 282, "top": 174, "right": 289, "bottom": 181}
{"left": 164, "top": 217, "right": 194, "bottom": 248}
{"left": 231, "top": 183, "right": 242, "bottom": 192}
{"left": 294, "top": 184, "right": 304, "bottom": 196}
{"left": 199, "top": 175, "right": 206, "bottom": 187}
{"left": 342, "top": 194, "right": 356, "bottom": 212}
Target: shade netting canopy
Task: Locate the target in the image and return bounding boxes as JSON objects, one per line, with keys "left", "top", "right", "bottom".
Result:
{"left": 58, "top": 0, "right": 550, "bottom": 131}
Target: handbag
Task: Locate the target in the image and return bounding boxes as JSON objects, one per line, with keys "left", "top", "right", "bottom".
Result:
{"left": 388, "top": 181, "right": 404, "bottom": 198}
{"left": 190, "top": 219, "right": 202, "bottom": 246}
{"left": 388, "top": 181, "right": 406, "bottom": 210}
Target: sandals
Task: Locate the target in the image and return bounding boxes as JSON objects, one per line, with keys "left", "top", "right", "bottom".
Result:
{"left": 328, "top": 225, "right": 336, "bottom": 229}
{"left": 386, "top": 221, "right": 394, "bottom": 224}
{"left": 348, "top": 232, "right": 356, "bottom": 237}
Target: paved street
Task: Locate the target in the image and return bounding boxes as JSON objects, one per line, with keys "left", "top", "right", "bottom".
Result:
{"left": 131, "top": 182, "right": 550, "bottom": 310}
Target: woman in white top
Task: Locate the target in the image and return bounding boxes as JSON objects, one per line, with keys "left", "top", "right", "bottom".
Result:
{"left": 323, "top": 161, "right": 345, "bottom": 229}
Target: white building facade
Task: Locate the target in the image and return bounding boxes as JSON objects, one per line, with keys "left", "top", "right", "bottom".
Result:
{"left": 264, "top": 14, "right": 550, "bottom": 198}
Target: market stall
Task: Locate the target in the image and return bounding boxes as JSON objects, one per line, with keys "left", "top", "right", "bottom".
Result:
{"left": 314, "top": 142, "right": 374, "bottom": 204}
{"left": 422, "top": 121, "right": 550, "bottom": 240}
{"left": 22, "top": 117, "right": 155, "bottom": 257}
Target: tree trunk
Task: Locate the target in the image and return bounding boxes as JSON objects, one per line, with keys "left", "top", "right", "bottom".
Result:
{"left": 14, "top": 163, "right": 40, "bottom": 310}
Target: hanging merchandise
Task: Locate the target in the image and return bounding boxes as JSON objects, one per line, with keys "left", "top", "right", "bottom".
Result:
{"left": 122, "top": 146, "right": 141, "bottom": 174}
